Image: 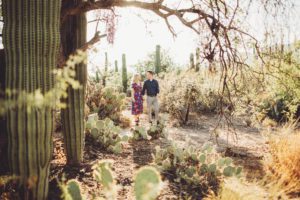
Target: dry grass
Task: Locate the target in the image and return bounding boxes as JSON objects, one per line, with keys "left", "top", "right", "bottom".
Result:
{"left": 204, "top": 178, "right": 267, "bottom": 200}
{"left": 264, "top": 125, "right": 300, "bottom": 197}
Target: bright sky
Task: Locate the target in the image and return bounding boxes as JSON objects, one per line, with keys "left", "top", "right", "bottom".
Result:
{"left": 86, "top": 2, "right": 300, "bottom": 72}
{"left": 86, "top": 8, "right": 197, "bottom": 70}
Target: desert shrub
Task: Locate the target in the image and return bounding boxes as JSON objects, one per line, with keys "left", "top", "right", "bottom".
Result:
{"left": 86, "top": 116, "right": 127, "bottom": 154}
{"left": 98, "top": 87, "right": 126, "bottom": 123}
{"left": 86, "top": 81, "right": 103, "bottom": 112}
{"left": 154, "top": 143, "right": 242, "bottom": 198}
{"left": 159, "top": 71, "right": 228, "bottom": 124}
{"left": 264, "top": 127, "right": 300, "bottom": 196}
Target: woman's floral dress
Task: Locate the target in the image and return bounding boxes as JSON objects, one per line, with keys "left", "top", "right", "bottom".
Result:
{"left": 131, "top": 83, "right": 143, "bottom": 115}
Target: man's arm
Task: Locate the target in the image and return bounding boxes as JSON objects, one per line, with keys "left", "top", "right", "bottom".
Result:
{"left": 141, "top": 81, "right": 147, "bottom": 96}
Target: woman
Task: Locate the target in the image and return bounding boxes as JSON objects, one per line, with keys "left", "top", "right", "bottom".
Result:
{"left": 131, "top": 74, "right": 143, "bottom": 126}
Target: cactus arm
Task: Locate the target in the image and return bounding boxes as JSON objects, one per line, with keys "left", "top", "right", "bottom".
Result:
{"left": 190, "top": 53, "right": 195, "bottom": 69}
{"left": 3, "top": 0, "right": 61, "bottom": 199}
{"left": 61, "top": 0, "right": 87, "bottom": 166}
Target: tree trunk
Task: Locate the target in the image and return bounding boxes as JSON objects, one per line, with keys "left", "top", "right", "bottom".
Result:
{"left": 2, "top": 1, "right": 61, "bottom": 199}
{"left": 61, "top": 0, "right": 87, "bottom": 166}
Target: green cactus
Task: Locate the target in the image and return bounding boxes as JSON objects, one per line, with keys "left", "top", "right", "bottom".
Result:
{"left": 122, "top": 54, "right": 128, "bottom": 93}
{"left": 195, "top": 47, "right": 200, "bottom": 72}
{"left": 60, "top": 180, "right": 84, "bottom": 200}
{"left": 155, "top": 45, "right": 161, "bottom": 74}
{"left": 134, "top": 166, "right": 163, "bottom": 200}
{"left": 153, "top": 143, "right": 243, "bottom": 197}
{"left": 86, "top": 117, "right": 123, "bottom": 154}
{"left": 61, "top": 0, "right": 87, "bottom": 166}
{"left": 92, "top": 160, "right": 118, "bottom": 199}
{"left": 93, "top": 160, "right": 114, "bottom": 188}
{"left": 2, "top": 0, "right": 61, "bottom": 199}
{"left": 190, "top": 53, "right": 195, "bottom": 69}
{"left": 114, "top": 60, "right": 118, "bottom": 72}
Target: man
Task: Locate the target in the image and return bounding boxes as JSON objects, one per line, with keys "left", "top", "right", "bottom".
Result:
{"left": 142, "top": 71, "right": 159, "bottom": 124}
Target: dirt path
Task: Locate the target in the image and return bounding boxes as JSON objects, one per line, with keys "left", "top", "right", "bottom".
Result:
{"left": 49, "top": 111, "right": 176, "bottom": 200}
{"left": 48, "top": 110, "right": 268, "bottom": 199}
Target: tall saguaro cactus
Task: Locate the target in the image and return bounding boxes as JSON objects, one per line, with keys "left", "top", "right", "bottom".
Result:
{"left": 61, "top": 0, "right": 87, "bottom": 166}
{"left": 115, "top": 60, "right": 118, "bottom": 72}
{"left": 195, "top": 47, "right": 200, "bottom": 72}
{"left": 190, "top": 53, "right": 195, "bottom": 69}
{"left": 155, "top": 45, "right": 161, "bottom": 74}
{"left": 2, "top": 0, "right": 61, "bottom": 199}
{"left": 122, "top": 54, "right": 128, "bottom": 93}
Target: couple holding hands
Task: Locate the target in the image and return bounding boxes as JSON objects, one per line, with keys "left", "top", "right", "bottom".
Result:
{"left": 131, "top": 71, "right": 159, "bottom": 126}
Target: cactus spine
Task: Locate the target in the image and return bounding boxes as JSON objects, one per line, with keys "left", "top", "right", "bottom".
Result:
{"left": 61, "top": 0, "right": 87, "bottom": 166}
{"left": 122, "top": 54, "right": 128, "bottom": 93}
{"left": 195, "top": 48, "right": 200, "bottom": 72}
{"left": 190, "top": 53, "right": 195, "bottom": 69}
{"left": 115, "top": 60, "right": 118, "bottom": 72}
{"left": 155, "top": 45, "right": 161, "bottom": 74}
{"left": 2, "top": 0, "right": 61, "bottom": 199}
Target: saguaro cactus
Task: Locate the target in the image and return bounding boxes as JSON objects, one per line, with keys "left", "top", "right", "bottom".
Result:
{"left": 122, "top": 54, "right": 128, "bottom": 93}
{"left": 155, "top": 45, "right": 161, "bottom": 74}
{"left": 190, "top": 53, "right": 195, "bottom": 69}
{"left": 2, "top": 0, "right": 61, "bottom": 199}
{"left": 195, "top": 47, "right": 200, "bottom": 72}
{"left": 61, "top": 0, "right": 87, "bottom": 166}
{"left": 115, "top": 60, "right": 118, "bottom": 72}
{"left": 102, "top": 52, "right": 108, "bottom": 86}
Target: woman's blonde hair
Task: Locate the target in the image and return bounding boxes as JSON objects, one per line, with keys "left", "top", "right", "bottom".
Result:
{"left": 132, "top": 74, "right": 141, "bottom": 84}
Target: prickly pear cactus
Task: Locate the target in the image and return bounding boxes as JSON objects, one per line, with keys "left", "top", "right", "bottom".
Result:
{"left": 60, "top": 180, "right": 84, "bottom": 200}
{"left": 155, "top": 45, "right": 161, "bottom": 74}
{"left": 2, "top": 0, "right": 61, "bottom": 199}
{"left": 132, "top": 126, "right": 150, "bottom": 141}
{"left": 153, "top": 142, "right": 242, "bottom": 197}
{"left": 86, "top": 117, "right": 124, "bottom": 154}
{"left": 134, "top": 166, "right": 163, "bottom": 200}
{"left": 92, "top": 160, "right": 118, "bottom": 199}
{"left": 61, "top": 0, "right": 87, "bottom": 166}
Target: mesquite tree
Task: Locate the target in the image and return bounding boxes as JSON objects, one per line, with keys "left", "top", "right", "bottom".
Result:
{"left": 2, "top": 0, "right": 61, "bottom": 199}
{"left": 122, "top": 54, "right": 128, "bottom": 93}
{"left": 155, "top": 45, "right": 161, "bottom": 74}
{"left": 61, "top": 0, "right": 87, "bottom": 166}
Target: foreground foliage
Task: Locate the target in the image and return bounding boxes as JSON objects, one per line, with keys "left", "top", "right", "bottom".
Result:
{"left": 154, "top": 143, "right": 242, "bottom": 198}
{"left": 60, "top": 160, "right": 163, "bottom": 200}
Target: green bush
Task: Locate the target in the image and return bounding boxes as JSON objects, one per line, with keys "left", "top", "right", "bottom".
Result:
{"left": 86, "top": 117, "right": 127, "bottom": 154}
{"left": 153, "top": 143, "right": 242, "bottom": 198}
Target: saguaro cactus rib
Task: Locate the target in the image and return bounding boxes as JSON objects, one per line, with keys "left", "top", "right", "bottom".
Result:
{"left": 2, "top": 0, "right": 61, "bottom": 199}
{"left": 61, "top": 0, "right": 87, "bottom": 166}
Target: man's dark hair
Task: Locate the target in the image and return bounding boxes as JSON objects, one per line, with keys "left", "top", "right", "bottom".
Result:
{"left": 147, "top": 70, "right": 154, "bottom": 75}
